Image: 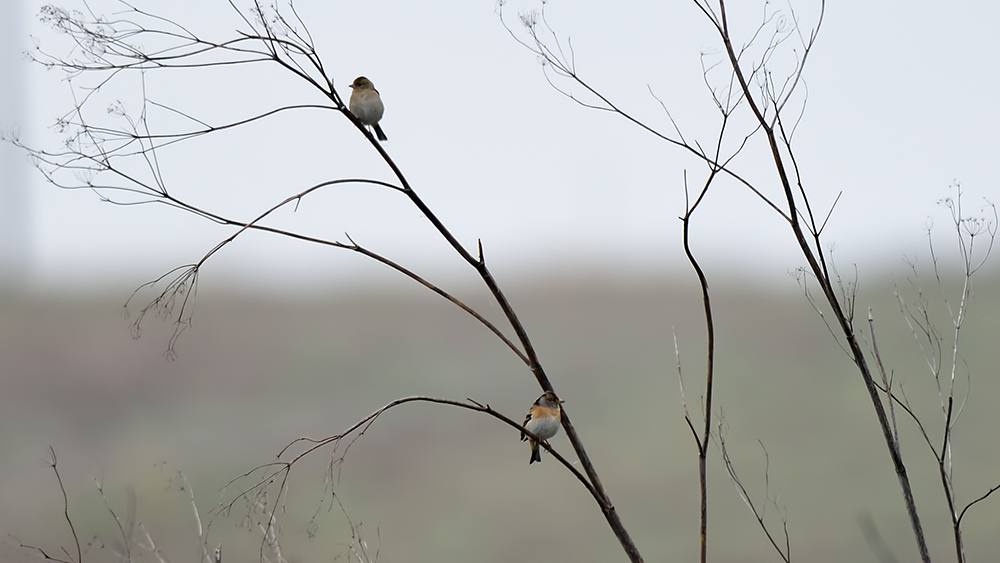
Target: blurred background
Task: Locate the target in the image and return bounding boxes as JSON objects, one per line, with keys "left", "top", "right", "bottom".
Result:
{"left": 2, "top": 0, "right": 999, "bottom": 561}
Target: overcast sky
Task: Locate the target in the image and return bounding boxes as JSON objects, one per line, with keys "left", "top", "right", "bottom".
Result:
{"left": 4, "top": 0, "right": 998, "bottom": 293}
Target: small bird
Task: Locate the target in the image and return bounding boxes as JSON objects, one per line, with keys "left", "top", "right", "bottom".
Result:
{"left": 348, "top": 76, "right": 388, "bottom": 141}
{"left": 521, "top": 391, "right": 564, "bottom": 464}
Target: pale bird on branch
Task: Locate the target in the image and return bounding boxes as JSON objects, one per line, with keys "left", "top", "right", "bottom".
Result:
{"left": 349, "top": 76, "right": 388, "bottom": 142}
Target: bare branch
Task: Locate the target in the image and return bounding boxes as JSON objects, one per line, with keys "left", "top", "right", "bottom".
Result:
{"left": 719, "top": 430, "right": 791, "bottom": 563}
{"left": 213, "top": 395, "right": 602, "bottom": 559}
{"left": 498, "top": 0, "right": 792, "bottom": 223}
{"left": 18, "top": 448, "right": 83, "bottom": 563}
{"left": 867, "top": 308, "right": 899, "bottom": 448}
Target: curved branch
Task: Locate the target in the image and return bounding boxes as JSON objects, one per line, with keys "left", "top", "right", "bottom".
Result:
{"left": 120, "top": 177, "right": 528, "bottom": 364}
{"left": 498, "top": 1, "right": 790, "bottom": 224}
{"left": 220, "top": 395, "right": 600, "bottom": 543}
{"left": 679, "top": 168, "right": 719, "bottom": 563}
{"left": 28, "top": 3, "right": 641, "bottom": 560}
{"left": 956, "top": 483, "right": 1000, "bottom": 529}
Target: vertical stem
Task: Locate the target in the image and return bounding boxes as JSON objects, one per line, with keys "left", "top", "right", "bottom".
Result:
{"left": 711, "top": 1, "right": 931, "bottom": 560}
{"left": 681, "top": 170, "right": 718, "bottom": 563}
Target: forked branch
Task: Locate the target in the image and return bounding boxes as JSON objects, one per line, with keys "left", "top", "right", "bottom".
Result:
{"left": 23, "top": 2, "right": 642, "bottom": 560}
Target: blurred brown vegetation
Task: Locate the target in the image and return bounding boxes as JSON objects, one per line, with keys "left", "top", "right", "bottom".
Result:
{"left": 1, "top": 272, "right": 998, "bottom": 562}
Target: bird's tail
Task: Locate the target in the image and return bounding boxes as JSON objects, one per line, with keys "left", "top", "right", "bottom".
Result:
{"left": 529, "top": 440, "right": 542, "bottom": 464}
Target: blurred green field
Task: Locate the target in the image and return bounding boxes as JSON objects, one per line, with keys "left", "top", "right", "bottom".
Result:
{"left": 1, "top": 271, "right": 998, "bottom": 562}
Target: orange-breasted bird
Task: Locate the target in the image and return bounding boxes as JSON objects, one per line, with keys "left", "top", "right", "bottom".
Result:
{"left": 520, "top": 391, "right": 564, "bottom": 464}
